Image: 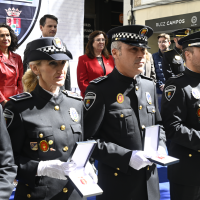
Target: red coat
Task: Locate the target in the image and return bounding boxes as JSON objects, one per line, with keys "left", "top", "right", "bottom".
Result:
{"left": 77, "top": 54, "right": 115, "bottom": 97}
{"left": 0, "top": 50, "right": 23, "bottom": 103}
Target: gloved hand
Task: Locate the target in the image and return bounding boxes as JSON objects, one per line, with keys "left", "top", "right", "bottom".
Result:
{"left": 129, "top": 150, "right": 153, "bottom": 170}
{"left": 84, "top": 162, "right": 98, "bottom": 183}
{"left": 37, "top": 160, "right": 77, "bottom": 180}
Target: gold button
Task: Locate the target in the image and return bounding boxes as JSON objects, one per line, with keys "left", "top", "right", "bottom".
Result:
{"left": 116, "top": 168, "right": 120, "bottom": 170}
{"left": 199, "top": 104, "right": 200, "bottom": 107}
{"left": 136, "top": 86, "right": 139, "bottom": 91}
{"left": 39, "top": 133, "right": 43, "bottom": 138}
{"left": 27, "top": 194, "right": 31, "bottom": 198}
{"left": 63, "top": 188, "right": 68, "bottom": 193}
{"left": 142, "top": 125, "right": 145, "bottom": 129}
{"left": 198, "top": 150, "right": 200, "bottom": 152}
{"left": 54, "top": 105, "right": 59, "bottom": 111}
{"left": 189, "top": 154, "right": 192, "bottom": 157}
{"left": 63, "top": 146, "right": 69, "bottom": 152}
{"left": 147, "top": 166, "right": 149, "bottom": 170}
{"left": 120, "top": 114, "right": 124, "bottom": 118}
{"left": 26, "top": 184, "right": 29, "bottom": 186}
{"left": 139, "top": 105, "right": 142, "bottom": 110}
{"left": 60, "top": 125, "right": 66, "bottom": 131}
{"left": 48, "top": 140, "right": 53, "bottom": 145}
{"left": 152, "top": 109, "right": 155, "bottom": 113}
{"left": 114, "top": 173, "right": 118, "bottom": 176}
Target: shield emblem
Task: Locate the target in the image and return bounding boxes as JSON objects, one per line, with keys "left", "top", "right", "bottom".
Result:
{"left": 0, "top": 0, "right": 41, "bottom": 46}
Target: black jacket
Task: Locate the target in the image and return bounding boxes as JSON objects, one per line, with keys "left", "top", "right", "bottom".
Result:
{"left": 162, "top": 47, "right": 185, "bottom": 81}
{"left": 0, "top": 105, "right": 17, "bottom": 200}
{"left": 23, "top": 41, "right": 71, "bottom": 90}
{"left": 84, "top": 68, "right": 166, "bottom": 200}
{"left": 4, "top": 85, "right": 84, "bottom": 200}
{"left": 161, "top": 68, "right": 200, "bottom": 186}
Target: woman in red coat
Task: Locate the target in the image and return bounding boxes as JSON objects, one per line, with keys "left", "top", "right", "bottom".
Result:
{"left": 77, "top": 30, "right": 115, "bottom": 97}
{"left": 0, "top": 24, "right": 23, "bottom": 107}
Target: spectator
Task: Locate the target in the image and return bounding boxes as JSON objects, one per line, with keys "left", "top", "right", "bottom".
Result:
{"left": 0, "top": 23, "right": 23, "bottom": 107}
{"left": 77, "top": 30, "right": 115, "bottom": 98}
{"left": 23, "top": 14, "right": 71, "bottom": 90}
{"left": 153, "top": 33, "right": 171, "bottom": 111}
{"left": 142, "top": 49, "right": 156, "bottom": 81}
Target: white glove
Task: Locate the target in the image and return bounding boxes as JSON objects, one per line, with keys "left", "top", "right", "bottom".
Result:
{"left": 84, "top": 162, "right": 98, "bottom": 183}
{"left": 129, "top": 150, "right": 153, "bottom": 170}
{"left": 37, "top": 160, "right": 77, "bottom": 180}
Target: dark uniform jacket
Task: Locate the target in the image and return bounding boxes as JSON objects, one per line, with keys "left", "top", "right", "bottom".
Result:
{"left": 162, "top": 46, "right": 185, "bottom": 81}
{"left": 84, "top": 68, "right": 166, "bottom": 200}
{"left": 23, "top": 41, "right": 71, "bottom": 90}
{"left": 4, "top": 84, "right": 84, "bottom": 200}
{"left": 0, "top": 105, "right": 17, "bottom": 200}
{"left": 161, "top": 68, "right": 200, "bottom": 186}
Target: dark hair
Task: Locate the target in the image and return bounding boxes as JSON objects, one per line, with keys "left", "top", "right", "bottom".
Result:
{"left": 0, "top": 24, "right": 19, "bottom": 52}
{"left": 158, "top": 33, "right": 170, "bottom": 42}
{"left": 85, "top": 30, "right": 110, "bottom": 59}
{"left": 40, "top": 14, "right": 58, "bottom": 26}
{"left": 182, "top": 46, "right": 194, "bottom": 62}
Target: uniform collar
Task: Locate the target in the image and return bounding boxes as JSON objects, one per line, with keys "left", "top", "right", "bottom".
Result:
{"left": 184, "top": 67, "right": 200, "bottom": 79}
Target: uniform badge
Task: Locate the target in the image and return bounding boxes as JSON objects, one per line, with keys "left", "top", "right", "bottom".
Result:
{"left": 172, "top": 56, "right": 182, "bottom": 64}
{"left": 146, "top": 92, "right": 152, "bottom": 105}
{"left": 165, "top": 85, "right": 176, "bottom": 101}
{"left": 69, "top": 108, "right": 79, "bottom": 122}
{"left": 84, "top": 92, "right": 96, "bottom": 110}
{"left": 192, "top": 88, "right": 200, "bottom": 99}
{"left": 117, "top": 93, "right": 124, "bottom": 104}
{"left": 39, "top": 140, "right": 49, "bottom": 152}
{"left": 53, "top": 37, "right": 63, "bottom": 48}
{"left": 197, "top": 108, "right": 200, "bottom": 117}
{"left": 139, "top": 28, "right": 148, "bottom": 37}
{"left": 3, "top": 108, "right": 14, "bottom": 128}
{"left": 30, "top": 142, "right": 38, "bottom": 151}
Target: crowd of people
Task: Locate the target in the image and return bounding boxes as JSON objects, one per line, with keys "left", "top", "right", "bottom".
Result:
{"left": 0, "top": 13, "right": 200, "bottom": 200}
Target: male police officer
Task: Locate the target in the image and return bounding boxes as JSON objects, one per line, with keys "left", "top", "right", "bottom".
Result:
{"left": 162, "top": 28, "right": 190, "bottom": 81}
{"left": 161, "top": 31, "right": 200, "bottom": 200}
{"left": 84, "top": 25, "right": 166, "bottom": 200}
{"left": 23, "top": 14, "right": 71, "bottom": 90}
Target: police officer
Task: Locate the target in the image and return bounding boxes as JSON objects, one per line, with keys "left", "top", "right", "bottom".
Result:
{"left": 84, "top": 25, "right": 166, "bottom": 200}
{"left": 4, "top": 37, "right": 97, "bottom": 200}
{"left": 161, "top": 31, "right": 200, "bottom": 200}
{"left": 0, "top": 105, "right": 17, "bottom": 200}
{"left": 162, "top": 28, "right": 190, "bottom": 81}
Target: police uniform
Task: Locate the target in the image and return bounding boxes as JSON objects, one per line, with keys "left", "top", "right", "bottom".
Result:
{"left": 4, "top": 37, "right": 85, "bottom": 200}
{"left": 0, "top": 105, "right": 17, "bottom": 200}
{"left": 162, "top": 28, "right": 190, "bottom": 81}
{"left": 84, "top": 25, "right": 166, "bottom": 200}
{"left": 161, "top": 31, "right": 200, "bottom": 200}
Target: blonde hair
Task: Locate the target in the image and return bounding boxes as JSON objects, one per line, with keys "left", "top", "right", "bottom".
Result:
{"left": 22, "top": 60, "right": 41, "bottom": 92}
{"left": 145, "top": 49, "right": 150, "bottom": 61}
{"left": 158, "top": 33, "right": 170, "bottom": 42}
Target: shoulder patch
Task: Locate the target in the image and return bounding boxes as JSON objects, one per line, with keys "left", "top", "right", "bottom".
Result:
{"left": 9, "top": 92, "right": 32, "bottom": 101}
{"left": 84, "top": 92, "right": 96, "bottom": 110}
{"left": 171, "top": 73, "right": 184, "bottom": 78}
{"left": 90, "top": 75, "right": 108, "bottom": 84}
{"left": 62, "top": 90, "right": 83, "bottom": 100}
{"left": 164, "top": 85, "right": 176, "bottom": 101}
{"left": 3, "top": 108, "right": 14, "bottom": 128}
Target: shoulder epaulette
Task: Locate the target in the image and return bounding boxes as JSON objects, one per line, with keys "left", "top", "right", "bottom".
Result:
{"left": 171, "top": 73, "right": 184, "bottom": 78}
{"left": 90, "top": 75, "right": 108, "bottom": 84}
{"left": 62, "top": 90, "right": 83, "bottom": 100}
{"left": 9, "top": 92, "right": 32, "bottom": 101}
{"left": 164, "top": 49, "right": 173, "bottom": 53}
{"left": 140, "top": 74, "right": 153, "bottom": 81}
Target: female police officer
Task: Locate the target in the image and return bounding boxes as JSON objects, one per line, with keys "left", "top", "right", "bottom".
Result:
{"left": 3, "top": 37, "right": 97, "bottom": 200}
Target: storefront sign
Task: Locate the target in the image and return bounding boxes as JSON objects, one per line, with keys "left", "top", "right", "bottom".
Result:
{"left": 145, "top": 12, "right": 200, "bottom": 32}
{"left": 84, "top": 18, "right": 94, "bottom": 44}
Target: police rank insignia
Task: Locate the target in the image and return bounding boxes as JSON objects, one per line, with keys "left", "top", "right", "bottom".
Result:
{"left": 139, "top": 28, "right": 148, "bottom": 37}
{"left": 192, "top": 88, "right": 200, "bottom": 99}
{"left": 9, "top": 92, "right": 32, "bottom": 101}
{"left": 30, "top": 142, "right": 38, "bottom": 151}
{"left": 146, "top": 92, "right": 152, "bottom": 104}
{"left": 165, "top": 85, "right": 176, "bottom": 101}
{"left": 3, "top": 108, "right": 14, "bottom": 128}
{"left": 117, "top": 93, "right": 124, "bottom": 104}
{"left": 84, "top": 92, "right": 96, "bottom": 110}
{"left": 39, "top": 140, "right": 49, "bottom": 152}
{"left": 69, "top": 108, "right": 79, "bottom": 122}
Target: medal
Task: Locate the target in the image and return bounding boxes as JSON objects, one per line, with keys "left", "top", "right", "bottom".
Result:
{"left": 39, "top": 140, "right": 49, "bottom": 152}
{"left": 146, "top": 92, "right": 152, "bottom": 104}
{"left": 69, "top": 108, "right": 79, "bottom": 122}
{"left": 117, "top": 93, "right": 124, "bottom": 104}
{"left": 197, "top": 108, "right": 200, "bottom": 117}
{"left": 192, "top": 88, "right": 200, "bottom": 99}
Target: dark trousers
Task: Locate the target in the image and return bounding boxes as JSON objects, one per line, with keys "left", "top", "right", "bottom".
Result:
{"left": 170, "top": 182, "right": 200, "bottom": 200}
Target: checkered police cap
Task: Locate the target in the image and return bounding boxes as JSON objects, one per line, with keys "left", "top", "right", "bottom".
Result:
{"left": 37, "top": 45, "right": 66, "bottom": 54}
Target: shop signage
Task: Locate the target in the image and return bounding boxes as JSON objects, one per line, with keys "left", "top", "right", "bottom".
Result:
{"left": 84, "top": 18, "right": 94, "bottom": 44}
{"left": 145, "top": 12, "right": 200, "bottom": 32}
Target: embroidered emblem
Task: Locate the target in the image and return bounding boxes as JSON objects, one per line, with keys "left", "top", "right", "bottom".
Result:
{"left": 146, "top": 92, "right": 152, "bottom": 105}
{"left": 117, "top": 93, "right": 124, "bottom": 104}
{"left": 192, "top": 88, "right": 200, "bottom": 99}
{"left": 30, "top": 142, "right": 38, "bottom": 151}
{"left": 69, "top": 108, "right": 79, "bottom": 122}
{"left": 165, "top": 85, "right": 176, "bottom": 101}
{"left": 84, "top": 92, "right": 96, "bottom": 110}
